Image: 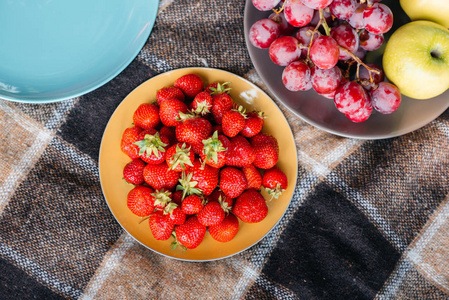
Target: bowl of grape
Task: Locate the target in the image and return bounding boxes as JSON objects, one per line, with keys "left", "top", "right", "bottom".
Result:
{"left": 244, "top": 0, "right": 449, "bottom": 139}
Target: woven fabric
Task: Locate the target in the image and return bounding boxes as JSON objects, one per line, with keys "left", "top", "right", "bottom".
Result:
{"left": 1, "top": 0, "right": 449, "bottom": 299}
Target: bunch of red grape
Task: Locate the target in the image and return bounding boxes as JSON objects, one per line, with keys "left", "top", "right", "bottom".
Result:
{"left": 249, "top": 0, "right": 402, "bottom": 122}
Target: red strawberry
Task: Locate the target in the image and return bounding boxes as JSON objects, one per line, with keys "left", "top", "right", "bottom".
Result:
{"left": 177, "top": 171, "right": 203, "bottom": 199}
{"left": 175, "top": 114, "right": 212, "bottom": 154}
{"left": 143, "top": 163, "right": 180, "bottom": 191}
{"left": 242, "top": 164, "right": 262, "bottom": 190}
{"left": 209, "top": 213, "right": 239, "bottom": 242}
{"left": 181, "top": 195, "right": 205, "bottom": 215}
{"left": 135, "top": 131, "right": 169, "bottom": 164}
{"left": 190, "top": 159, "right": 219, "bottom": 196}
{"left": 208, "top": 189, "right": 233, "bottom": 211}
{"left": 120, "top": 126, "right": 143, "bottom": 159}
{"left": 174, "top": 74, "right": 204, "bottom": 98}
{"left": 226, "top": 135, "right": 255, "bottom": 167}
{"left": 206, "top": 81, "right": 231, "bottom": 94}
{"left": 211, "top": 90, "right": 234, "bottom": 124}
{"left": 156, "top": 86, "right": 185, "bottom": 106}
{"left": 123, "top": 158, "right": 146, "bottom": 185}
{"left": 262, "top": 166, "right": 288, "bottom": 200}
{"left": 200, "top": 131, "right": 229, "bottom": 169}
{"left": 163, "top": 202, "right": 186, "bottom": 225}
{"left": 151, "top": 189, "right": 172, "bottom": 210}
{"left": 232, "top": 190, "right": 268, "bottom": 223}
{"left": 197, "top": 201, "right": 225, "bottom": 226}
{"left": 251, "top": 133, "right": 279, "bottom": 170}
{"left": 165, "top": 143, "right": 195, "bottom": 172}
{"left": 159, "top": 98, "right": 188, "bottom": 127}
{"left": 241, "top": 111, "right": 265, "bottom": 138}
{"left": 127, "top": 185, "right": 155, "bottom": 217}
{"left": 174, "top": 216, "right": 206, "bottom": 249}
{"left": 149, "top": 210, "right": 175, "bottom": 240}
{"left": 191, "top": 91, "right": 213, "bottom": 115}
{"left": 222, "top": 106, "right": 247, "bottom": 138}
{"left": 133, "top": 103, "right": 160, "bottom": 129}
{"left": 172, "top": 190, "right": 184, "bottom": 206}
{"left": 160, "top": 126, "right": 177, "bottom": 146}
{"left": 212, "top": 124, "right": 223, "bottom": 135}
{"left": 219, "top": 167, "right": 247, "bottom": 199}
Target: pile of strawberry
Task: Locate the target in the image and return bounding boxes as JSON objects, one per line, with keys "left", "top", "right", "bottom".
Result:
{"left": 120, "top": 73, "right": 289, "bottom": 250}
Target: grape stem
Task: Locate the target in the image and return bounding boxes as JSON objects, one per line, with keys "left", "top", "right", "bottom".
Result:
{"left": 272, "top": 1, "right": 286, "bottom": 14}
{"left": 338, "top": 46, "right": 381, "bottom": 76}
{"left": 319, "top": 9, "right": 331, "bottom": 36}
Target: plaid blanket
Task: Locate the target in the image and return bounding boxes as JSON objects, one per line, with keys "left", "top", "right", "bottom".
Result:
{"left": 1, "top": 0, "right": 448, "bottom": 299}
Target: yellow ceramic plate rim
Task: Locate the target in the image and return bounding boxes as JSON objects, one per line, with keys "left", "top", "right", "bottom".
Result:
{"left": 99, "top": 67, "right": 298, "bottom": 262}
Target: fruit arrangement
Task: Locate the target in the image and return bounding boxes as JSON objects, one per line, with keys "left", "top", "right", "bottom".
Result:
{"left": 248, "top": 0, "right": 402, "bottom": 122}
{"left": 120, "top": 73, "right": 289, "bottom": 250}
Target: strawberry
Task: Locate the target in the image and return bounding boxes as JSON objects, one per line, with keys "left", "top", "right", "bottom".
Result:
{"left": 251, "top": 133, "right": 279, "bottom": 170}
{"left": 160, "top": 126, "right": 177, "bottom": 146}
{"left": 222, "top": 105, "right": 247, "bottom": 138}
{"left": 135, "top": 131, "right": 169, "bottom": 164}
{"left": 241, "top": 111, "right": 265, "bottom": 138}
{"left": 172, "top": 190, "right": 184, "bottom": 206}
{"left": 163, "top": 202, "right": 186, "bottom": 225}
{"left": 209, "top": 213, "right": 239, "bottom": 242}
{"left": 211, "top": 88, "right": 234, "bottom": 124}
{"left": 226, "top": 135, "right": 255, "bottom": 167}
{"left": 181, "top": 195, "right": 205, "bottom": 215}
{"left": 200, "top": 131, "right": 229, "bottom": 169}
{"left": 208, "top": 189, "right": 233, "bottom": 212}
{"left": 159, "top": 98, "right": 188, "bottom": 127}
{"left": 191, "top": 91, "right": 213, "bottom": 115}
{"left": 149, "top": 210, "right": 175, "bottom": 240}
{"left": 156, "top": 86, "right": 185, "bottom": 106}
{"left": 174, "top": 216, "right": 207, "bottom": 249}
{"left": 242, "top": 164, "right": 262, "bottom": 190}
{"left": 197, "top": 200, "right": 225, "bottom": 226}
{"left": 232, "top": 190, "right": 268, "bottom": 223}
{"left": 143, "top": 163, "right": 180, "bottom": 191}
{"left": 206, "top": 81, "right": 231, "bottom": 94}
{"left": 190, "top": 159, "right": 219, "bottom": 196}
{"left": 262, "top": 166, "right": 288, "bottom": 200}
{"left": 219, "top": 167, "right": 247, "bottom": 199}
{"left": 121, "top": 126, "right": 143, "bottom": 159}
{"left": 132, "top": 103, "right": 160, "bottom": 130}
{"left": 165, "top": 143, "right": 194, "bottom": 172}
{"left": 151, "top": 189, "right": 172, "bottom": 210}
{"left": 174, "top": 74, "right": 204, "bottom": 98}
{"left": 175, "top": 114, "right": 212, "bottom": 154}
{"left": 123, "top": 158, "right": 146, "bottom": 185}
{"left": 127, "top": 185, "right": 155, "bottom": 217}
{"left": 212, "top": 124, "right": 223, "bottom": 135}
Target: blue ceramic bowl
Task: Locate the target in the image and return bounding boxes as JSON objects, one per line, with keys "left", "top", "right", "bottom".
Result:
{"left": 0, "top": 0, "right": 159, "bottom": 103}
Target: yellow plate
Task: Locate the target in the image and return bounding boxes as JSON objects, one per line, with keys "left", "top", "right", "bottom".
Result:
{"left": 99, "top": 67, "right": 298, "bottom": 261}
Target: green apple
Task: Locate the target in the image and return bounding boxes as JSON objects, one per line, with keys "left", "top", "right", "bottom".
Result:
{"left": 383, "top": 20, "right": 449, "bottom": 100}
{"left": 400, "top": 0, "right": 449, "bottom": 28}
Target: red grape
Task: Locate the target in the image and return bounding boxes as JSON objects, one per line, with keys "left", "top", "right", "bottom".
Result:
{"left": 294, "top": 26, "right": 319, "bottom": 57}
{"left": 345, "top": 101, "right": 373, "bottom": 122}
{"left": 249, "top": 19, "right": 282, "bottom": 49}
{"left": 309, "top": 7, "right": 332, "bottom": 26}
{"left": 330, "top": 24, "right": 359, "bottom": 61}
{"left": 348, "top": 3, "right": 366, "bottom": 29}
{"left": 252, "top": 0, "right": 281, "bottom": 11}
{"left": 353, "top": 46, "right": 366, "bottom": 60}
{"left": 311, "top": 65, "right": 342, "bottom": 94}
{"left": 269, "top": 36, "right": 301, "bottom": 66}
{"left": 370, "top": 82, "right": 401, "bottom": 114}
{"left": 329, "top": 0, "right": 357, "bottom": 20}
{"left": 359, "top": 30, "right": 384, "bottom": 51}
{"left": 363, "top": 3, "right": 393, "bottom": 34}
{"left": 334, "top": 81, "right": 370, "bottom": 115}
{"left": 284, "top": 0, "right": 314, "bottom": 27}
{"left": 282, "top": 60, "right": 312, "bottom": 91}
{"left": 269, "top": 11, "right": 295, "bottom": 36}
{"left": 359, "top": 63, "right": 384, "bottom": 91}
{"left": 301, "top": 0, "right": 333, "bottom": 10}
{"left": 309, "top": 36, "right": 340, "bottom": 70}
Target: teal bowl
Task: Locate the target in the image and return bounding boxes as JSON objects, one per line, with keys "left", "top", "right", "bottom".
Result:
{"left": 0, "top": 0, "right": 159, "bottom": 103}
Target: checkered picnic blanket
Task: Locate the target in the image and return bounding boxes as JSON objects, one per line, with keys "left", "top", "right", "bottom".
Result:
{"left": 1, "top": 0, "right": 448, "bottom": 299}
